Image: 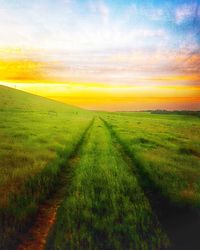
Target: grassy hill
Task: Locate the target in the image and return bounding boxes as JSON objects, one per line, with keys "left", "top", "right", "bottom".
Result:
{"left": 0, "top": 85, "right": 94, "bottom": 249}
{"left": 0, "top": 85, "right": 82, "bottom": 112}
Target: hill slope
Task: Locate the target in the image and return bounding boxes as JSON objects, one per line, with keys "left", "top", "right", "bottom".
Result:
{"left": 0, "top": 85, "right": 82, "bottom": 112}
{"left": 0, "top": 84, "right": 93, "bottom": 203}
{"left": 0, "top": 85, "right": 93, "bottom": 248}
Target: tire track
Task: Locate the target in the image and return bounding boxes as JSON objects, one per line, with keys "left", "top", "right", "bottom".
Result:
{"left": 47, "top": 118, "right": 168, "bottom": 250}
{"left": 16, "top": 118, "right": 95, "bottom": 250}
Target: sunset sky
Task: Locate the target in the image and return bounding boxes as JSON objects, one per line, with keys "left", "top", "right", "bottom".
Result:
{"left": 0, "top": 0, "right": 200, "bottom": 110}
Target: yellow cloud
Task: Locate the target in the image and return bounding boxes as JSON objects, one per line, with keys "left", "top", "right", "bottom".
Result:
{"left": 149, "top": 75, "right": 200, "bottom": 82}
{"left": 0, "top": 59, "right": 47, "bottom": 82}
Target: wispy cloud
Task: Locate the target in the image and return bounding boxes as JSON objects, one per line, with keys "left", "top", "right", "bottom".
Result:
{"left": 175, "top": 3, "right": 196, "bottom": 24}
{"left": 89, "top": 0, "right": 110, "bottom": 24}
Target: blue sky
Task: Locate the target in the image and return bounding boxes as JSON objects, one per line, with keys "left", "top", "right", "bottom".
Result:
{"left": 0, "top": 0, "right": 199, "bottom": 51}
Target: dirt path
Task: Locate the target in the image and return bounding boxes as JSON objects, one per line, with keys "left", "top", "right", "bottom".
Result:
{"left": 16, "top": 119, "right": 95, "bottom": 250}
{"left": 102, "top": 117, "right": 200, "bottom": 250}
{"left": 17, "top": 185, "right": 67, "bottom": 250}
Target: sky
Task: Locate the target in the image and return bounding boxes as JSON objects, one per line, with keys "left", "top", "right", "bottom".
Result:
{"left": 0, "top": 0, "right": 200, "bottom": 110}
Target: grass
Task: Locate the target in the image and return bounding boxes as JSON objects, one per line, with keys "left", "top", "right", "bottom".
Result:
{"left": 49, "top": 118, "right": 168, "bottom": 250}
{"left": 101, "top": 112, "right": 200, "bottom": 208}
{"left": 0, "top": 85, "right": 94, "bottom": 249}
{"left": 1, "top": 85, "right": 200, "bottom": 249}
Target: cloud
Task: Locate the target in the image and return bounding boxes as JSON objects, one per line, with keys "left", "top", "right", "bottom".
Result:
{"left": 175, "top": 4, "right": 196, "bottom": 24}
{"left": 140, "top": 7, "right": 165, "bottom": 21}
{"left": 89, "top": 0, "right": 110, "bottom": 24}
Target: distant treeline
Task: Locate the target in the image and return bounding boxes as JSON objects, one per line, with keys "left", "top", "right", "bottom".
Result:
{"left": 149, "top": 110, "right": 200, "bottom": 117}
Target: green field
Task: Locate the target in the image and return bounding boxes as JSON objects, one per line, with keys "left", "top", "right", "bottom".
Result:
{"left": 102, "top": 112, "right": 200, "bottom": 207}
{"left": 0, "top": 85, "right": 200, "bottom": 250}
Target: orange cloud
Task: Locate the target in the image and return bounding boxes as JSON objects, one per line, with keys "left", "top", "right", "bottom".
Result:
{"left": 0, "top": 47, "right": 199, "bottom": 111}
{"left": 149, "top": 74, "right": 200, "bottom": 82}
{"left": 0, "top": 59, "right": 47, "bottom": 82}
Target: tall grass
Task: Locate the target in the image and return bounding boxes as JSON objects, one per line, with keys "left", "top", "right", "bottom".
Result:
{"left": 102, "top": 112, "right": 200, "bottom": 208}
{"left": 50, "top": 118, "right": 168, "bottom": 250}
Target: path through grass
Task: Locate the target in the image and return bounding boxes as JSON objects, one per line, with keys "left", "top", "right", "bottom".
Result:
{"left": 49, "top": 118, "right": 168, "bottom": 250}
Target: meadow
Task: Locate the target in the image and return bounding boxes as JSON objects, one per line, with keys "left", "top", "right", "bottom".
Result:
{"left": 0, "top": 85, "right": 200, "bottom": 250}
{"left": 101, "top": 112, "right": 200, "bottom": 208}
